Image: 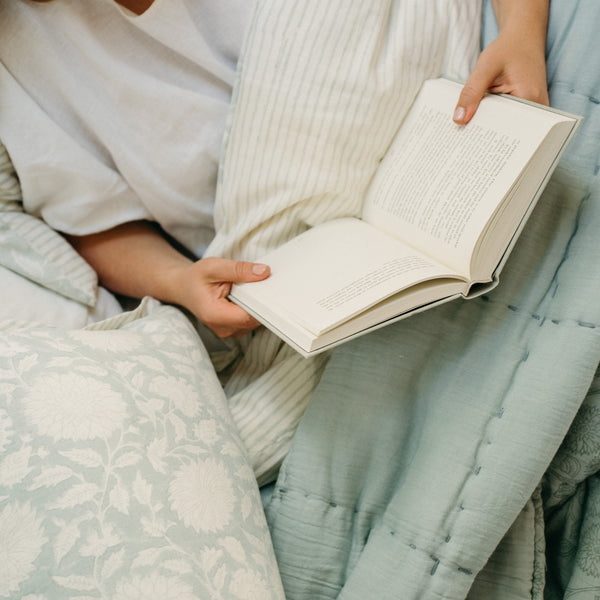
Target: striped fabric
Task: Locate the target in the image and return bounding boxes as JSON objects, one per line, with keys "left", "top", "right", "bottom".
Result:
{"left": 0, "top": 141, "right": 98, "bottom": 306}
{"left": 206, "top": 0, "right": 481, "bottom": 483}
{"left": 0, "top": 141, "right": 21, "bottom": 208}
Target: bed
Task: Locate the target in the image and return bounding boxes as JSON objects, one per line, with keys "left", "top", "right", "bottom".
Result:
{"left": 1, "top": 0, "right": 599, "bottom": 598}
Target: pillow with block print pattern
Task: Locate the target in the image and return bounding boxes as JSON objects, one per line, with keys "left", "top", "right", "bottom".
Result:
{"left": 0, "top": 298, "right": 285, "bottom": 600}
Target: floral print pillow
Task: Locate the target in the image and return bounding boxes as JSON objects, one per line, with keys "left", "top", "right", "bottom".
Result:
{"left": 0, "top": 298, "right": 284, "bottom": 599}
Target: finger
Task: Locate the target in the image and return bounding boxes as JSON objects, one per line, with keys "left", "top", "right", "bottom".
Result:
{"left": 201, "top": 257, "right": 271, "bottom": 284}
{"left": 453, "top": 60, "right": 499, "bottom": 125}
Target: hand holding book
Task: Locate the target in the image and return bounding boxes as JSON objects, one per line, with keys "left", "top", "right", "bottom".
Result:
{"left": 452, "top": 0, "right": 550, "bottom": 125}
{"left": 230, "top": 78, "right": 581, "bottom": 356}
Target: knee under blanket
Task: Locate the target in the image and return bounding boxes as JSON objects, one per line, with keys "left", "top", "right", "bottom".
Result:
{"left": 261, "top": 2, "right": 600, "bottom": 599}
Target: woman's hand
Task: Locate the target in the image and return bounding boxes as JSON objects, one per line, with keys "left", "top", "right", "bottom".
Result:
{"left": 169, "top": 257, "right": 270, "bottom": 338}
{"left": 68, "top": 221, "right": 270, "bottom": 338}
{"left": 453, "top": 0, "right": 550, "bottom": 124}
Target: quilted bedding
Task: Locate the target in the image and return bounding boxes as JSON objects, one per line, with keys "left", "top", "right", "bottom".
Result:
{"left": 260, "top": 2, "right": 600, "bottom": 598}
{"left": 1, "top": 0, "right": 599, "bottom": 598}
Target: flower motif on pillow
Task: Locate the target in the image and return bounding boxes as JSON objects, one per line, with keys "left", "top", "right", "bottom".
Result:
{"left": 23, "top": 372, "right": 128, "bottom": 441}
{"left": 169, "top": 458, "right": 235, "bottom": 533}
{"left": 0, "top": 503, "right": 47, "bottom": 597}
{"left": 0, "top": 408, "right": 12, "bottom": 453}
{"left": 113, "top": 572, "right": 199, "bottom": 600}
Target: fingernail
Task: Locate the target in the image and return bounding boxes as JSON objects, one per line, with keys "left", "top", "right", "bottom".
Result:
{"left": 453, "top": 106, "right": 465, "bottom": 122}
{"left": 252, "top": 264, "right": 268, "bottom": 275}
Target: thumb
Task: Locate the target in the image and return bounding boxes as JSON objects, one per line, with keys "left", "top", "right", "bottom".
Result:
{"left": 202, "top": 257, "right": 271, "bottom": 284}
{"left": 453, "top": 64, "right": 496, "bottom": 125}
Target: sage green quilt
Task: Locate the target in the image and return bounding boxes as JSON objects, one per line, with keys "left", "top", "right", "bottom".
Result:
{"left": 262, "top": 2, "right": 600, "bottom": 599}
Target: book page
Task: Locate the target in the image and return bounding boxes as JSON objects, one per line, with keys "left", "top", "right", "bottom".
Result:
{"left": 230, "top": 217, "right": 463, "bottom": 336}
{"left": 362, "top": 78, "right": 562, "bottom": 277}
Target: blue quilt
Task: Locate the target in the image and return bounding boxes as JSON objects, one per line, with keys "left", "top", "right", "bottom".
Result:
{"left": 264, "top": 2, "right": 600, "bottom": 598}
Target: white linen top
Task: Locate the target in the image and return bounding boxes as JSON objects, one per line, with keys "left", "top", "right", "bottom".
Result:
{"left": 0, "top": 0, "right": 253, "bottom": 256}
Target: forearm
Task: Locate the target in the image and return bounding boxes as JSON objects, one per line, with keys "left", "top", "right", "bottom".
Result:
{"left": 67, "top": 220, "right": 193, "bottom": 305}
{"left": 454, "top": 0, "right": 549, "bottom": 123}
{"left": 491, "top": 0, "right": 549, "bottom": 47}
{"left": 67, "top": 220, "right": 271, "bottom": 338}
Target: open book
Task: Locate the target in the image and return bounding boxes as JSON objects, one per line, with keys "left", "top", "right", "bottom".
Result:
{"left": 230, "top": 78, "right": 581, "bottom": 357}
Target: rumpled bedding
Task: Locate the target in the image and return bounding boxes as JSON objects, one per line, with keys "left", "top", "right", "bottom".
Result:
{"left": 1, "top": 0, "right": 599, "bottom": 598}
{"left": 259, "top": 2, "right": 600, "bottom": 599}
